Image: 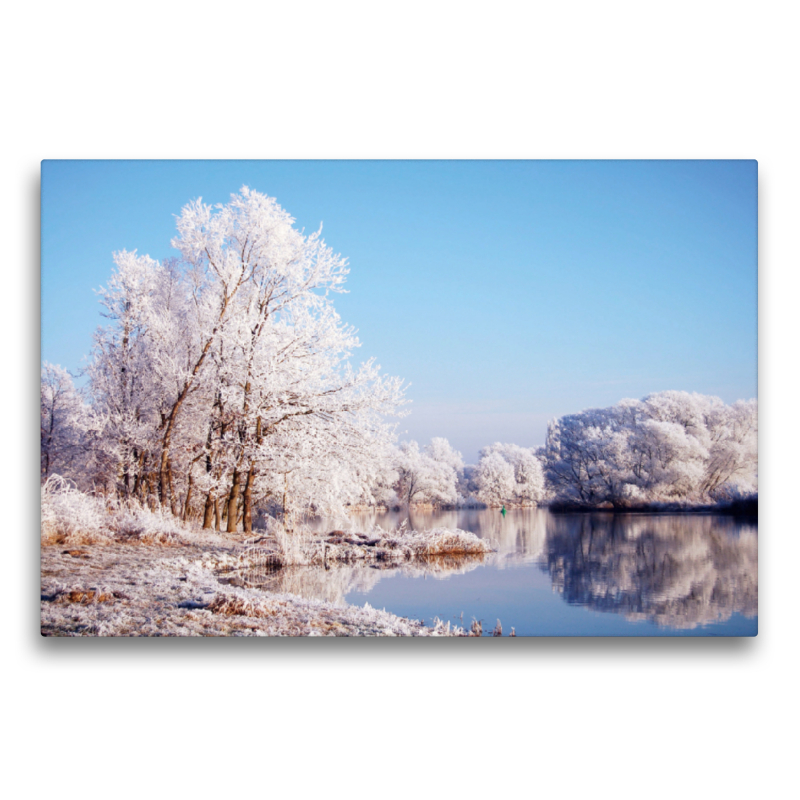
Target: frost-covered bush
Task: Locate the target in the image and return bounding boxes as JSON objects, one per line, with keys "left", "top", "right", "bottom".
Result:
{"left": 41, "top": 475, "right": 109, "bottom": 544}
{"left": 108, "top": 503, "right": 186, "bottom": 544}
{"left": 41, "top": 475, "right": 186, "bottom": 545}
{"left": 272, "top": 522, "right": 315, "bottom": 565}
{"left": 310, "top": 526, "right": 492, "bottom": 565}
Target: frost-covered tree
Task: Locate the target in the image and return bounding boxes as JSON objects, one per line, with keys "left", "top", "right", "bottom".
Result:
{"left": 477, "top": 442, "right": 546, "bottom": 506}
{"left": 544, "top": 391, "right": 758, "bottom": 506}
{"left": 474, "top": 451, "right": 516, "bottom": 506}
{"left": 87, "top": 251, "right": 176, "bottom": 500}
{"left": 395, "top": 439, "right": 460, "bottom": 506}
{"left": 425, "top": 437, "right": 464, "bottom": 475}
{"left": 700, "top": 398, "right": 758, "bottom": 498}
{"left": 66, "top": 187, "right": 406, "bottom": 530}
{"left": 40, "top": 363, "right": 91, "bottom": 482}
{"left": 425, "top": 437, "right": 464, "bottom": 502}
{"left": 470, "top": 443, "right": 547, "bottom": 507}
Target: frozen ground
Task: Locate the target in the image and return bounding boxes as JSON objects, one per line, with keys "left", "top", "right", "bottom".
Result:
{"left": 40, "top": 534, "right": 477, "bottom": 637}
{"left": 40, "top": 481, "right": 494, "bottom": 636}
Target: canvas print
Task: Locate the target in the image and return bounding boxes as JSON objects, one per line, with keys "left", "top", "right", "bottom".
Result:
{"left": 40, "top": 160, "right": 758, "bottom": 637}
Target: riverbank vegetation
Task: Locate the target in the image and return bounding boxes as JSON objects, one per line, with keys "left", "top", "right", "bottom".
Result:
{"left": 41, "top": 478, "right": 492, "bottom": 636}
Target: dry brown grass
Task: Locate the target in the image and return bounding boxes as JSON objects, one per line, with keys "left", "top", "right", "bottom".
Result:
{"left": 41, "top": 477, "right": 188, "bottom": 548}
{"left": 206, "top": 594, "right": 277, "bottom": 618}
{"left": 406, "top": 531, "right": 493, "bottom": 558}
{"left": 42, "top": 529, "right": 111, "bottom": 547}
{"left": 52, "top": 588, "right": 126, "bottom": 604}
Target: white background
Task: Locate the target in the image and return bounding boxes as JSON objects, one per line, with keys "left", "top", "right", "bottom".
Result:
{"left": 5, "top": 2, "right": 797, "bottom": 798}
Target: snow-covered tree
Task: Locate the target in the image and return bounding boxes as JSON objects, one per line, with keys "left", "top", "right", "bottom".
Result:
{"left": 395, "top": 439, "right": 460, "bottom": 506}
{"left": 477, "top": 442, "right": 546, "bottom": 506}
{"left": 425, "top": 437, "right": 464, "bottom": 475}
{"left": 544, "top": 391, "right": 757, "bottom": 506}
{"left": 471, "top": 442, "right": 546, "bottom": 506}
{"left": 425, "top": 437, "right": 464, "bottom": 502}
{"left": 474, "top": 451, "right": 516, "bottom": 506}
{"left": 68, "top": 187, "right": 407, "bottom": 530}
{"left": 40, "top": 363, "right": 91, "bottom": 482}
{"left": 42, "top": 187, "right": 758, "bottom": 524}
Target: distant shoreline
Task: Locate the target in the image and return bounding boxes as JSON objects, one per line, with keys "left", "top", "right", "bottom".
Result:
{"left": 359, "top": 499, "right": 758, "bottom": 517}
{"left": 547, "top": 498, "right": 758, "bottom": 517}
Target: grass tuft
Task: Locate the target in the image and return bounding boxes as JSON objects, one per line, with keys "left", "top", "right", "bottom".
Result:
{"left": 41, "top": 476, "right": 186, "bottom": 546}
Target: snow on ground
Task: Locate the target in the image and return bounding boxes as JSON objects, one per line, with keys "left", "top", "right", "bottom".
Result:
{"left": 40, "top": 482, "right": 490, "bottom": 635}
{"left": 40, "top": 535, "right": 476, "bottom": 637}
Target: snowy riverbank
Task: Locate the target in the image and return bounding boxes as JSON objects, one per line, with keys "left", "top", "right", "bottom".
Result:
{"left": 40, "top": 527, "right": 492, "bottom": 636}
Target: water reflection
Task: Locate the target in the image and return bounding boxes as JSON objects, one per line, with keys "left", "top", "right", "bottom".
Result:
{"left": 262, "top": 509, "right": 757, "bottom": 633}
{"left": 307, "top": 507, "right": 548, "bottom": 565}
{"left": 542, "top": 514, "right": 758, "bottom": 629}
{"left": 226, "top": 556, "right": 487, "bottom": 607}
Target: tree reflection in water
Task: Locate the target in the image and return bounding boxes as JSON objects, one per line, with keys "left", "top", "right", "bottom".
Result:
{"left": 283, "top": 508, "right": 756, "bottom": 632}
{"left": 308, "top": 506, "right": 550, "bottom": 566}
{"left": 541, "top": 514, "right": 757, "bottom": 629}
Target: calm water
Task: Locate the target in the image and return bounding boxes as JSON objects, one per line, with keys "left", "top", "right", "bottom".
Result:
{"left": 256, "top": 508, "right": 759, "bottom": 636}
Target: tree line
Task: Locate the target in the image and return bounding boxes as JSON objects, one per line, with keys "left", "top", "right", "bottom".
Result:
{"left": 41, "top": 188, "right": 757, "bottom": 527}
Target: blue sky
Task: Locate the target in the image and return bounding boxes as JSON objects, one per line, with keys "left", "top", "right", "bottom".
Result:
{"left": 41, "top": 160, "right": 757, "bottom": 462}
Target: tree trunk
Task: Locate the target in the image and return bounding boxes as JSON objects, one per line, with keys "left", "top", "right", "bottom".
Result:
{"left": 144, "top": 474, "right": 154, "bottom": 509}
{"left": 202, "top": 491, "right": 215, "bottom": 529}
{"left": 242, "top": 467, "right": 255, "bottom": 533}
{"left": 167, "top": 462, "right": 179, "bottom": 517}
{"left": 227, "top": 470, "right": 241, "bottom": 533}
{"left": 132, "top": 451, "right": 143, "bottom": 499}
{"left": 183, "top": 474, "right": 194, "bottom": 521}
{"left": 42, "top": 406, "right": 55, "bottom": 479}
{"left": 283, "top": 472, "right": 290, "bottom": 531}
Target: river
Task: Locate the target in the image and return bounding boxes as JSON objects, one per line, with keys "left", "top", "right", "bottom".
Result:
{"left": 246, "top": 508, "right": 758, "bottom": 636}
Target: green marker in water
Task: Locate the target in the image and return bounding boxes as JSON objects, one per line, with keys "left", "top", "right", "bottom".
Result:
{"left": 501, "top": 505, "right": 506, "bottom": 517}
